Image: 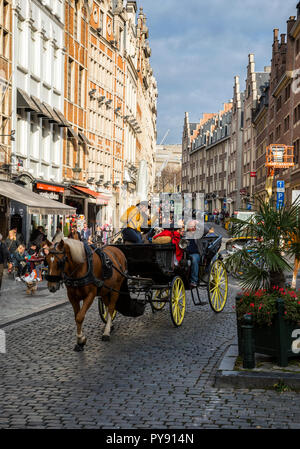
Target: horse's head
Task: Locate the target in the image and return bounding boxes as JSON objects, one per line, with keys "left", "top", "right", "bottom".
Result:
{"left": 45, "top": 239, "right": 68, "bottom": 293}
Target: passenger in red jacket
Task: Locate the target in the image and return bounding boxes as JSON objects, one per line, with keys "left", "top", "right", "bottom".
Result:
{"left": 153, "top": 227, "right": 185, "bottom": 263}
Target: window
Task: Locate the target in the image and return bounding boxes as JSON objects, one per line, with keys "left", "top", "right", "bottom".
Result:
{"left": 294, "top": 139, "right": 300, "bottom": 164}
{"left": 294, "top": 104, "right": 300, "bottom": 124}
{"left": 275, "top": 124, "right": 281, "bottom": 140}
{"left": 66, "top": 139, "right": 73, "bottom": 167}
{"left": 296, "top": 38, "right": 300, "bottom": 56}
{"left": 78, "top": 65, "right": 84, "bottom": 107}
{"left": 284, "top": 115, "right": 290, "bottom": 132}
{"left": 285, "top": 84, "right": 291, "bottom": 102}
{"left": 269, "top": 132, "right": 274, "bottom": 144}
{"left": 67, "top": 58, "right": 74, "bottom": 102}
{"left": 276, "top": 95, "right": 282, "bottom": 112}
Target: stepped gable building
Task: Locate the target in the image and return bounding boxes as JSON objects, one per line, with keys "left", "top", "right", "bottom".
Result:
{"left": 227, "top": 76, "right": 245, "bottom": 214}
{"left": 181, "top": 112, "right": 215, "bottom": 194}
{"left": 182, "top": 103, "right": 232, "bottom": 213}
{"left": 241, "top": 55, "right": 270, "bottom": 208}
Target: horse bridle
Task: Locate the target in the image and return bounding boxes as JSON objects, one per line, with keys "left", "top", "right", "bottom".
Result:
{"left": 45, "top": 243, "right": 76, "bottom": 284}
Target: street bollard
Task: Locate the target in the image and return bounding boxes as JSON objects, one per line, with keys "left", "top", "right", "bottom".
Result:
{"left": 242, "top": 314, "right": 255, "bottom": 369}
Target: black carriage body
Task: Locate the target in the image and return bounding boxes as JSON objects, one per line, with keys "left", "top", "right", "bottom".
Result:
{"left": 113, "top": 243, "right": 178, "bottom": 284}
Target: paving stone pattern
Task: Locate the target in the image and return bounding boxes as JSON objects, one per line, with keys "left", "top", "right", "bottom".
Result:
{"left": 1, "top": 278, "right": 300, "bottom": 429}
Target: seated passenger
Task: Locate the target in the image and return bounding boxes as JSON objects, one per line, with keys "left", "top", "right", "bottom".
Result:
{"left": 120, "top": 201, "right": 148, "bottom": 244}
{"left": 152, "top": 226, "right": 185, "bottom": 264}
{"left": 186, "top": 221, "right": 217, "bottom": 288}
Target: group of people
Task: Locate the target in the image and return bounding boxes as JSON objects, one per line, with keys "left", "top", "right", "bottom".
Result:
{"left": 0, "top": 226, "right": 50, "bottom": 294}
{"left": 120, "top": 201, "right": 219, "bottom": 288}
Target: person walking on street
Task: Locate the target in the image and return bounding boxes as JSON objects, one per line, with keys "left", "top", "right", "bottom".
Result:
{"left": 0, "top": 233, "right": 9, "bottom": 295}
{"left": 80, "top": 222, "right": 91, "bottom": 242}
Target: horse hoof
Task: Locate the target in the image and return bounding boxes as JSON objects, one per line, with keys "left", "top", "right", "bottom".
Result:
{"left": 74, "top": 343, "right": 85, "bottom": 352}
{"left": 102, "top": 335, "right": 110, "bottom": 341}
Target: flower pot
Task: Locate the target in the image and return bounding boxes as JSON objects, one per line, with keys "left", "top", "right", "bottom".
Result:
{"left": 236, "top": 296, "right": 300, "bottom": 367}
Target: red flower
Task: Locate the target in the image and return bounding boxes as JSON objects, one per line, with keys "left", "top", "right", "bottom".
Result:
{"left": 250, "top": 303, "right": 255, "bottom": 308}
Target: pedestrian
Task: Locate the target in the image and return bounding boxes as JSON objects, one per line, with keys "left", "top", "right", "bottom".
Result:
{"left": 0, "top": 233, "right": 9, "bottom": 294}
{"left": 80, "top": 222, "right": 91, "bottom": 242}
{"left": 52, "top": 225, "right": 64, "bottom": 244}
{"left": 68, "top": 224, "right": 81, "bottom": 240}
{"left": 5, "top": 229, "right": 20, "bottom": 260}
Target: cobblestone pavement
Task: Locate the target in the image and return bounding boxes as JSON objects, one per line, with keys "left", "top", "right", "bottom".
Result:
{"left": 1, "top": 276, "right": 300, "bottom": 430}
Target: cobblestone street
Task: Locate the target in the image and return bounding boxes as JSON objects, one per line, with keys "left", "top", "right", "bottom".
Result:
{"left": 1, "top": 276, "right": 300, "bottom": 430}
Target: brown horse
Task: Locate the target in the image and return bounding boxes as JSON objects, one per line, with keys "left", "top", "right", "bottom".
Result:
{"left": 45, "top": 238, "right": 127, "bottom": 350}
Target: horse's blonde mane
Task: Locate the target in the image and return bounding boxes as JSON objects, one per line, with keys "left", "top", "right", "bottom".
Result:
{"left": 64, "top": 238, "right": 86, "bottom": 264}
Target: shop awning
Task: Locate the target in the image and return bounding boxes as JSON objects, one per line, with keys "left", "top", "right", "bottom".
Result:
{"left": 71, "top": 185, "right": 110, "bottom": 205}
{"left": 0, "top": 181, "right": 76, "bottom": 215}
{"left": 71, "top": 185, "right": 100, "bottom": 198}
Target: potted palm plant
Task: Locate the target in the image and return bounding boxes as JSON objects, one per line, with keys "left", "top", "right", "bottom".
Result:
{"left": 226, "top": 198, "right": 300, "bottom": 367}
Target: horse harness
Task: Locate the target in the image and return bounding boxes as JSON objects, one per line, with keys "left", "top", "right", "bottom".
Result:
{"left": 46, "top": 242, "right": 128, "bottom": 294}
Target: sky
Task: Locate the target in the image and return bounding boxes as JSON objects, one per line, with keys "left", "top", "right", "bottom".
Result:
{"left": 135, "top": 0, "right": 298, "bottom": 145}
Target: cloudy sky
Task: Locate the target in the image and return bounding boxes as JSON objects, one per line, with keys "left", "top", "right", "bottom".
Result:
{"left": 135, "top": 0, "right": 297, "bottom": 144}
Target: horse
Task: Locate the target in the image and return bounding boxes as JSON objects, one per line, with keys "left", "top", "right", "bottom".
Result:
{"left": 45, "top": 238, "right": 127, "bottom": 350}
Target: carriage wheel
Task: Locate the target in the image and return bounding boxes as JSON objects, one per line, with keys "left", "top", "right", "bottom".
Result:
{"left": 152, "top": 288, "right": 168, "bottom": 311}
{"left": 98, "top": 297, "right": 117, "bottom": 324}
{"left": 207, "top": 259, "right": 228, "bottom": 313}
{"left": 169, "top": 276, "right": 186, "bottom": 327}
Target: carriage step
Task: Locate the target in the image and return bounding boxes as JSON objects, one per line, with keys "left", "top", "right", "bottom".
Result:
{"left": 190, "top": 288, "right": 208, "bottom": 306}
{"left": 194, "top": 300, "right": 208, "bottom": 306}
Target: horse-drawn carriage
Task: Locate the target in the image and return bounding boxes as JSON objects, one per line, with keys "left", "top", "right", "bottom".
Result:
{"left": 45, "top": 229, "right": 228, "bottom": 349}
{"left": 98, "top": 233, "right": 228, "bottom": 327}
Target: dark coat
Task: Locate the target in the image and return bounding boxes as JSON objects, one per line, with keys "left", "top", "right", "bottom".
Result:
{"left": 0, "top": 242, "right": 9, "bottom": 264}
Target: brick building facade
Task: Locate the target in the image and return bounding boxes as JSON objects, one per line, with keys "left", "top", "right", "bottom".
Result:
{"left": 253, "top": 5, "right": 300, "bottom": 205}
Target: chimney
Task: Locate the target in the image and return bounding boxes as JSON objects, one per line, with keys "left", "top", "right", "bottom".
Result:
{"left": 297, "top": 2, "right": 300, "bottom": 18}
{"left": 280, "top": 34, "right": 286, "bottom": 44}
{"left": 287, "top": 16, "right": 296, "bottom": 34}
{"left": 273, "top": 28, "right": 279, "bottom": 42}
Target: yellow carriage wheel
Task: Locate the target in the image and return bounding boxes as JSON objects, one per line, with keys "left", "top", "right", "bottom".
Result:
{"left": 152, "top": 288, "right": 168, "bottom": 311}
{"left": 98, "top": 297, "right": 117, "bottom": 324}
{"left": 169, "top": 276, "right": 186, "bottom": 327}
{"left": 207, "top": 259, "right": 228, "bottom": 313}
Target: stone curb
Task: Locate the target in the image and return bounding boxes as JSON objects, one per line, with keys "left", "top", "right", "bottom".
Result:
{"left": 215, "top": 344, "right": 300, "bottom": 389}
{"left": 0, "top": 299, "right": 69, "bottom": 329}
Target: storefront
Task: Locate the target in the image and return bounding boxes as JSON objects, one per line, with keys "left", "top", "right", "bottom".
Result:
{"left": 70, "top": 185, "right": 110, "bottom": 233}
{"left": 0, "top": 180, "right": 75, "bottom": 244}
{"left": 33, "top": 181, "right": 66, "bottom": 240}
